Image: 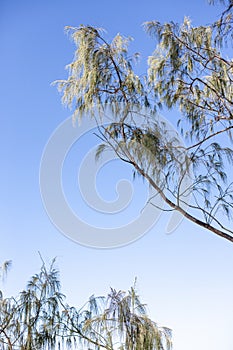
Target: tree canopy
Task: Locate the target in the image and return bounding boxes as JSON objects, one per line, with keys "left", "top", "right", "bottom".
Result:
{"left": 0, "top": 261, "right": 172, "bottom": 350}
{"left": 54, "top": 0, "right": 233, "bottom": 243}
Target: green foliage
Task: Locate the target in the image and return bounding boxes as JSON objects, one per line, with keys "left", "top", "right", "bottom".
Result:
{"left": 0, "top": 262, "right": 172, "bottom": 350}
{"left": 0, "top": 260, "right": 12, "bottom": 300}
{"left": 0, "top": 261, "right": 12, "bottom": 283}
{"left": 54, "top": 1, "right": 233, "bottom": 242}
{"left": 54, "top": 25, "right": 145, "bottom": 121}
{"left": 145, "top": 17, "right": 233, "bottom": 136}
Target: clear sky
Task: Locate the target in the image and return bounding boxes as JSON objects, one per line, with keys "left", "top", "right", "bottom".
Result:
{"left": 1, "top": 0, "right": 233, "bottom": 349}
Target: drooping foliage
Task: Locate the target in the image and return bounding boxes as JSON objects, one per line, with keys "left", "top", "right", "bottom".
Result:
{"left": 0, "top": 261, "right": 172, "bottom": 350}
{"left": 0, "top": 260, "right": 12, "bottom": 300}
{"left": 54, "top": 1, "right": 233, "bottom": 242}
{"left": 0, "top": 261, "right": 12, "bottom": 283}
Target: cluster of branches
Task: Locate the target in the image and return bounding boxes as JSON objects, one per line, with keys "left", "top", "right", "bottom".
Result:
{"left": 54, "top": 0, "right": 233, "bottom": 243}
{"left": 0, "top": 261, "right": 172, "bottom": 350}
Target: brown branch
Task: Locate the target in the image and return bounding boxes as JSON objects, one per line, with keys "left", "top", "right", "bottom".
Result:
{"left": 133, "top": 162, "right": 233, "bottom": 242}
{"left": 185, "top": 125, "right": 233, "bottom": 150}
{"left": 99, "top": 123, "right": 233, "bottom": 242}
{"left": 0, "top": 329, "right": 13, "bottom": 350}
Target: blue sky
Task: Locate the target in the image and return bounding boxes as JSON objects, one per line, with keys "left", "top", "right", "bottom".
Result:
{"left": 1, "top": 0, "right": 233, "bottom": 349}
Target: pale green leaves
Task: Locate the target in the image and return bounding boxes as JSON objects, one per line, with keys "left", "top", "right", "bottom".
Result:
{"left": 0, "top": 260, "right": 12, "bottom": 283}
{"left": 54, "top": 26, "right": 144, "bottom": 122}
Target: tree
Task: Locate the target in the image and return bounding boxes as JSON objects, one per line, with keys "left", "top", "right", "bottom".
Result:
{"left": 54, "top": 0, "right": 233, "bottom": 243}
{"left": 0, "top": 261, "right": 172, "bottom": 350}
